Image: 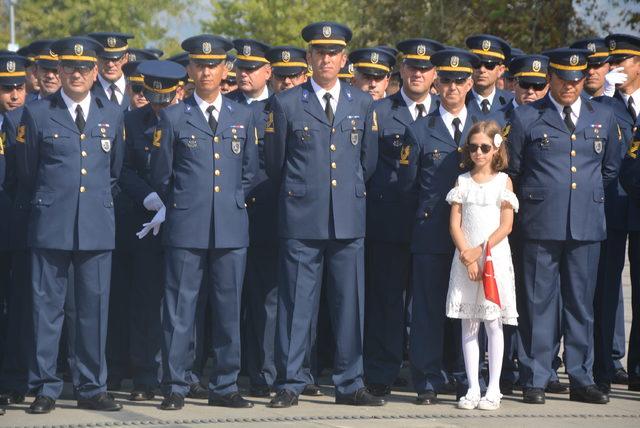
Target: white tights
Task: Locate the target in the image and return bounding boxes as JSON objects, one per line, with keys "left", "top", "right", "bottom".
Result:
{"left": 461, "top": 318, "right": 503, "bottom": 398}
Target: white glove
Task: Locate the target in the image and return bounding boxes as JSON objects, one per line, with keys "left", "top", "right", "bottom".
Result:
{"left": 603, "top": 66, "right": 628, "bottom": 97}
{"left": 136, "top": 206, "right": 165, "bottom": 239}
{"left": 143, "top": 192, "right": 164, "bottom": 211}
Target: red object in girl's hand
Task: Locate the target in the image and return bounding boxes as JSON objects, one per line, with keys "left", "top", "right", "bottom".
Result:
{"left": 483, "top": 242, "right": 501, "bottom": 307}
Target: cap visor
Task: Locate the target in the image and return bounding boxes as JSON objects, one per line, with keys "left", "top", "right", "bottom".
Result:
{"left": 190, "top": 58, "right": 224, "bottom": 66}
{"left": 518, "top": 76, "right": 547, "bottom": 85}
{"left": 552, "top": 69, "right": 586, "bottom": 81}
{"left": 0, "top": 77, "right": 26, "bottom": 86}
{"left": 98, "top": 52, "right": 126, "bottom": 60}
{"left": 60, "top": 60, "right": 97, "bottom": 68}
{"left": 310, "top": 45, "right": 344, "bottom": 54}
{"left": 236, "top": 60, "right": 268, "bottom": 70}
{"left": 588, "top": 57, "right": 610, "bottom": 65}
{"left": 355, "top": 67, "right": 389, "bottom": 77}
{"left": 437, "top": 70, "right": 472, "bottom": 79}
{"left": 273, "top": 66, "right": 306, "bottom": 77}
{"left": 402, "top": 58, "right": 434, "bottom": 69}
{"left": 143, "top": 88, "right": 175, "bottom": 104}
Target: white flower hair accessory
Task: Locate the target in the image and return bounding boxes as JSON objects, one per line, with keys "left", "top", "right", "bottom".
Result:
{"left": 493, "top": 133, "right": 503, "bottom": 148}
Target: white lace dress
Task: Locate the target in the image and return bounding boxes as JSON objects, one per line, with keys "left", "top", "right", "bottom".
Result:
{"left": 445, "top": 172, "right": 519, "bottom": 325}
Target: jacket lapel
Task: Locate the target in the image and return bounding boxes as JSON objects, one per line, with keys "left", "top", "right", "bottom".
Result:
{"left": 49, "top": 92, "right": 80, "bottom": 135}
{"left": 301, "top": 81, "right": 330, "bottom": 126}
{"left": 428, "top": 111, "right": 457, "bottom": 149}
{"left": 332, "top": 83, "right": 354, "bottom": 127}
{"left": 184, "top": 95, "right": 214, "bottom": 137}
{"left": 539, "top": 95, "right": 569, "bottom": 134}
{"left": 390, "top": 92, "right": 413, "bottom": 127}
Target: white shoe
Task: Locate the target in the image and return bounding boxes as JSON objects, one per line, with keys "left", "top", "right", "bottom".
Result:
{"left": 457, "top": 393, "right": 480, "bottom": 410}
{"left": 478, "top": 394, "right": 502, "bottom": 410}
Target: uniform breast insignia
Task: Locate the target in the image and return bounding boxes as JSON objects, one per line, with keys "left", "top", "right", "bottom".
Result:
{"left": 0, "top": 132, "right": 5, "bottom": 155}
{"left": 501, "top": 123, "right": 511, "bottom": 139}
{"left": 232, "top": 138, "right": 242, "bottom": 154}
{"left": 539, "top": 133, "right": 550, "bottom": 148}
{"left": 16, "top": 124, "right": 26, "bottom": 143}
{"left": 187, "top": 135, "right": 197, "bottom": 148}
{"left": 372, "top": 110, "right": 379, "bottom": 131}
{"left": 392, "top": 134, "right": 402, "bottom": 147}
{"left": 627, "top": 140, "right": 640, "bottom": 159}
{"left": 430, "top": 149, "right": 442, "bottom": 160}
{"left": 152, "top": 128, "right": 162, "bottom": 147}
{"left": 592, "top": 123, "right": 603, "bottom": 154}
{"left": 351, "top": 129, "right": 359, "bottom": 146}
{"left": 265, "top": 111, "right": 274, "bottom": 133}
{"left": 399, "top": 145, "right": 410, "bottom": 165}
{"left": 101, "top": 138, "right": 111, "bottom": 153}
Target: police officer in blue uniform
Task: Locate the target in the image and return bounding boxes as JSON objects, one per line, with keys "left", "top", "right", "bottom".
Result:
{"left": 150, "top": 34, "right": 257, "bottom": 410}
{"left": 593, "top": 34, "right": 640, "bottom": 392}
{"left": 349, "top": 47, "right": 395, "bottom": 101}
{"left": 18, "top": 36, "right": 125, "bottom": 413}
{"left": 0, "top": 54, "right": 30, "bottom": 412}
{"left": 243, "top": 46, "right": 309, "bottom": 399}
{"left": 117, "top": 60, "right": 186, "bottom": 402}
{"left": 465, "top": 35, "right": 513, "bottom": 119}
{"left": 88, "top": 32, "right": 133, "bottom": 110}
{"left": 16, "top": 45, "right": 39, "bottom": 103}
{"left": 363, "top": 39, "right": 443, "bottom": 398}
{"left": 122, "top": 49, "right": 161, "bottom": 110}
{"left": 264, "top": 21, "right": 383, "bottom": 408}
{"left": 571, "top": 38, "right": 611, "bottom": 99}
{"left": 399, "top": 49, "right": 481, "bottom": 404}
{"left": 496, "top": 54, "right": 554, "bottom": 394}
{"left": 227, "top": 39, "right": 272, "bottom": 105}
{"left": 220, "top": 54, "right": 238, "bottom": 95}
{"left": 28, "top": 40, "right": 62, "bottom": 99}
{"left": 506, "top": 48, "right": 620, "bottom": 405}
{"left": 268, "top": 46, "right": 308, "bottom": 94}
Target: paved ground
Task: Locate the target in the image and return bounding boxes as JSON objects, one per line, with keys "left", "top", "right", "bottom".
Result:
{"left": 1, "top": 265, "right": 638, "bottom": 427}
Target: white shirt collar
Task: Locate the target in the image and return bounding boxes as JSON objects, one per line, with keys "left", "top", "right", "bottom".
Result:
{"left": 98, "top": 74, "right": 126, "bottom": 105}
{"left": 193, "top": 91, "right": 223, "bottom": 121}
{"left": 400, "top": 88, "right": 431, "bottom": 121}
{"left": 245, "top": 86, "right": 269, "bottom": 104}
{"left": 439, "top": 104, "right": 468, "bottom": 140}
{"left": 310, "top": 78, "right": 340, "bottom": 112}
{"left": 472, "top": 88, "right": 496, "bottom": 110}
{"left": 60, "top": 89, "right": 91, "bottom": 121}
{"left": 549, "top": 93, "right": 581, "bottom": 124}
{"left": 620, "top": 88, "right": 640, "bottom": 118}
{"left": 512, "top": 98, "right": 520, "bottom": 109}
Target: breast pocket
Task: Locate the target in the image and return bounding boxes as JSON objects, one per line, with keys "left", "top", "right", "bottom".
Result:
{"left": 381, "top": 127, "right": 405, "bottom": 158}
{"left": 584, "top": 128, "right": 605, "bottom": 158}
{"left": 341, "top": 118, "right": 364, "bottom": 148}
{"left": 292, "top": 121, "right": 311, "bottom": 147}
{"left": 177, "top": 131, "right": 207, "bottom": 158}
{"left": 41, "top": 128, "right": 73, "bottom": 155}
{"left": 529, "top": 130, "right": 554, "bottom": 158}
{"left": 221, "top": 126, "right": 246, "bottom": 159}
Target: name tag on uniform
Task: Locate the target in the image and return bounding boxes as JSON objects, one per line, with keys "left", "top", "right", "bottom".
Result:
{"left": 101, "top": 139, "right": 111, "bottom": 153}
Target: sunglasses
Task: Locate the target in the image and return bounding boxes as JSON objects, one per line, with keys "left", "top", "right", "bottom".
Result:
{"left": 467, "top": 143, "right": 493, "bottom": 154}
{"left": 439, "top": 77, "right": 468, "bottom": 85}
{"left": 61, "top": 65, "right": 93, "bottom": 75}
{"left": 474, "top": 62, "right": 499, "bottom": 71}
{"left": 518, "top": 81, "right": 547, "bottom": 91}
{"left": 131, "top": 84, "right": 144, "bottom": 94}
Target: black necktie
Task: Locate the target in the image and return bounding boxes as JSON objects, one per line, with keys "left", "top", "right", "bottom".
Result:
{"left": 416, "top": 103, "right": 426, "bottom": 119}
{"left": 110, "top": 84, "right": 119, "bottom": 104}
{"left": 628, "top": 97, "right": 637, "bottom": 120}
{"left": 481, "top": 99, "right": 490, "bottom": 114}
{"left": 452, "top": 117, "right": 462, "bottom": 145}
{"left": 563, "top": 105, "right": 575, "bottom": 133}
{"left": 206, "top": 105, "right": 218, "bottom": 134}
{"left": 323, "top": 93, "right": 334, "bottom": 124}
{"left": 75, "top": 105, "right": 85, "bottom": 132}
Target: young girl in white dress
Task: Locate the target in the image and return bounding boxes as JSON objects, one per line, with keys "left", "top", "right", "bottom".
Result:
{"left": 445, "top": 121, "right": 519, "bottom": 411}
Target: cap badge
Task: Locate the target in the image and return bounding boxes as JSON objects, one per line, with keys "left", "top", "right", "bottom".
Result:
{"left": 482, "top": 40, "right": 491, "bottom": 51}
{"left": 450, "top": 56, "right": 460, "bottom": 68}
{"left": 370, "top": 52, "right": 379, "bottom": 64}
{"left": 532, "top": 60, "right": 541, "bottom": 72}
{"left": 6, "top": 61, "right": 15, "bottom": 73}
{"left": 107, "top": 37, "right": 116, "bottom": 48}
{"left": 417, "top": 44, "right": 426, "bottom": 56}
{"left": 587, "top": 42, "right": 596, "bottom": 53}
{"left": 609, "top": 39, "right": 616, "bottom": 51}
{"left": 282, "top": 50, "right": 290, "bottom": 62}
{"left": 153, "top": 80, "right": 162, "bottom": 90}
{"left": 49, "top": 49, "right": 57, "bottom": 58}
{"left": 322, "top": 25, "right": 332, "bottom": 38}
{"left": 202, "top": 42, "right": 212, "bottom": 54}
{"left": 569, "top": 54, "right": 579, "bottom": 66}
{"left": 225, "top": 60, "right": 234, "bottom": 71}
{"left": 74, "top": 44, "right": 84, "bottom": 56}
{"left": 243, "top": 45, "right": 251, "bottom": 56}
{"left": 129, "top": 53, "right": 136, "bottom": 62}
{"left": 348, "top": 63, "right": 354, "bottom": 74}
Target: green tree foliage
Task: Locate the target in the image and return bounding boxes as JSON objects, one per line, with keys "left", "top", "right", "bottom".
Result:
{"left": 0, "top": 0, "right": 186, "bottom": 51}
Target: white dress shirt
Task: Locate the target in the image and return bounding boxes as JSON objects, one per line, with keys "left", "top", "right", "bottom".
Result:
{"left": 98, "top": 74, "right": 126, "bottom": 105}
{"left": 620, "top": 88, "right": 640, "bottom": 119}
{"left": 400, "top": 88, "right": 432, "bottom": 121}
{"left": 549, "top": 93, "right": 581, "bottom": 126}
{"left": 439, "top": 105, "right": 468, "bottom": 140}
{"left": 193, "top": 91, "right": 222, "bottom": 122}
{"left": 60, "top": 89, "right": 91, "bottom": 122}
{"left": 244, "top": 86, "right": 270, "bottom": 104}
{"left": 472, "top": 88, "right": 496, "bottom": 111}
{"left": 310, "top": 78, "right": 340, "bottom": 113}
